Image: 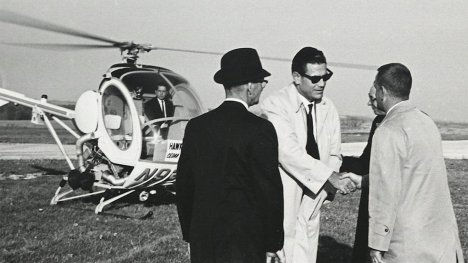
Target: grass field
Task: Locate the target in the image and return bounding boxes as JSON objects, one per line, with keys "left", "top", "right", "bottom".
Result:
{"left": 1, "top": 159, "right": 466, "bottom": 263}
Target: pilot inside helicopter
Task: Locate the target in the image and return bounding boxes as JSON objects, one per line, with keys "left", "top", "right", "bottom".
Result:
{"left": 143, "top": 84, "right": 175, "bottom": 121}
{"left": 142, "top": 84, "right": 174, "bottom": 142}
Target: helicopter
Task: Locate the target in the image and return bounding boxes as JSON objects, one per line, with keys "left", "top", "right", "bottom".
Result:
{"left": 0, "top": 10, "right": 208, "bottom": 214}
{"left": 0, "top": 10, "right": 376, "bottom": 214}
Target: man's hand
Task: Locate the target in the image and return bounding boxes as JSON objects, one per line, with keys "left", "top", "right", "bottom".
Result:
{"left": 328, "top": 172, "right": 356, "bottom": 194}
{"left": 266, "top": 249, "right": 285, "bottom": 263}
{"left": 370, "top": 248, "right": 385, "bottom": 263}
{"left": 340, "top": 172, "right": 362, "bottom": 189}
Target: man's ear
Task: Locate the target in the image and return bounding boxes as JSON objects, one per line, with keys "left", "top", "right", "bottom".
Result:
{"left": 246, "top": 83, "right": 254, "bottom": 95}
{"left": 380, "top": 86, "right": 388, "bottom": 100}
{"left": 292, "top": 72, "right": 301, "bottom": 85}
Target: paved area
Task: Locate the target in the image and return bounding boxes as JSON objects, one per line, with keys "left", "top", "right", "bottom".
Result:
{"left": 341, "top": 140, "right": 468, "bottom": 159}
{"left": 0, "top": 143, "right": 77, "bottom": 160}
{"left": 1, "top": 141, "right": 467, "bottom": 160}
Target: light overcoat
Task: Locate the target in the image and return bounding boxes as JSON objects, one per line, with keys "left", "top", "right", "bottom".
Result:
{"left": 369, "top": 101, "right": 464, "bottom": 263}
{"left": 261, "top": 83, "right": 342, "bottom": 263}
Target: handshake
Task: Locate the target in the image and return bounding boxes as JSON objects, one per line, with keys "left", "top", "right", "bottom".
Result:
{"left": 328, "top": 171, "right": 362, "bottom": 195}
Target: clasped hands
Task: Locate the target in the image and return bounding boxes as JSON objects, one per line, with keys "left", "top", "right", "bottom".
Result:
{"left": 266, "top": 249, "right": 285, "bottom": 263}
{"left": 328, "top": 171, "right": 362, "bottom": 194}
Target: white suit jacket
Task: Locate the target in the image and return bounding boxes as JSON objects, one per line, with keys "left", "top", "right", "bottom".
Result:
{"left": 261, "top": 83, "right": 342, "bottom": 237}
{"left": 369, "top": 101, "right": 464, "bottom": 263}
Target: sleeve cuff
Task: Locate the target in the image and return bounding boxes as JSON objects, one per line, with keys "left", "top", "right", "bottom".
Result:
{"left": 368, "top": 222, "right": 391, "bottom": 251}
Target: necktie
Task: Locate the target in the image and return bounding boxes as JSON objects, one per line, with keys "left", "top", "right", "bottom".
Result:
{"left": 161, "top": 100, "right": 166, "bottom": 117}
{"left": 306, "top": 103, "right": 336, "bottom": 200}
{"left": 306, "top": 103, "right": 320, "bottom": 160}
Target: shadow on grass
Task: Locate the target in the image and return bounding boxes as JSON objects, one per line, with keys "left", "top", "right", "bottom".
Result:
{"left": 31, "top": 164, "right": 68, "bottom": 175}
{"left": 56, "top": 189, "right": 176, "bottom": 219}
{"left": 60, "top": 199, "right": 158, "bottom": 220}
{"left": 317, "top": 235, "right": 353, "bottom": 263}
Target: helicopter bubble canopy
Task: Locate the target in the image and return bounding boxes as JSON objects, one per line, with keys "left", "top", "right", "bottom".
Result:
{"left": 87, "top": 63, "right": 206, "bottom": 167}
{"left": 107, "top": 63, "right": 206, "bottom": 118}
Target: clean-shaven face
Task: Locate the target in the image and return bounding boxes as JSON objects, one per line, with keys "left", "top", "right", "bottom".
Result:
{"left": 156, "top": 86, "right": 168, "bottom": 100}
{"left": 296, "top": 63, "right": 327, "bottom": 101}
{"left": 368, "top": 84, "right": 386, "bottom": 115}
{"left": 248, "top": 80, "right": 267, "bottom": 106}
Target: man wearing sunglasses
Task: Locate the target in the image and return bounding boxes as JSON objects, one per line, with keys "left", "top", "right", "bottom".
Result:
{"left": 261, "top": 47, "right": 356, "bottom": 263}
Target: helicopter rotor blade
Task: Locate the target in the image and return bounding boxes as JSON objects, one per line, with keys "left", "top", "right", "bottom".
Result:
{"left": 1, "top": 42, "right": 118, "bottom": 51}
{"left": 0, "top": 9, "right": 377, "bottom": 70}
{"left": 153, "top": 47, "right": 378, "bottom": 71}
{"left": 261, "top": 56, "right": 378, "bottom": 71}
{"left": 0, "top": 9, "right": 121, "bottom": 45}
{"left": 152, "top": 47, "right": 224, "bottom": 56}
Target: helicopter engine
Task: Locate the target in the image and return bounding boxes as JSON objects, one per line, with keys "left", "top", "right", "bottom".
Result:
{"left": 67, "top": 169, "right": 94, "bottom": 191}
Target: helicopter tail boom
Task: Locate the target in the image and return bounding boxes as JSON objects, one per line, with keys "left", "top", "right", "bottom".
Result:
{"left": 0, "top": 87, "right": 75, "bottom": 119}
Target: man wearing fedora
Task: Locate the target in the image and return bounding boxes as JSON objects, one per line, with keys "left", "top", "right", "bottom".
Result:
{"left": 176, "top": 48, "right": 285, "bottom": 263}
{"left": 261, "top": 47, "right": 356, "bottom": 263}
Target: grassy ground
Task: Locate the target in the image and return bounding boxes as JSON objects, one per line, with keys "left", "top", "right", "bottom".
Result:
{"left": 1, "top": 159, "right": 466, "bottom": 262}
{"left": 0, "top": 121, "right": 77, "bottom": 144}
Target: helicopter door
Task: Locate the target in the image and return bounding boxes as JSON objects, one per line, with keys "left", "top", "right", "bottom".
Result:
{"left": 96, "top": 79, "right": 142, "bottom": 166}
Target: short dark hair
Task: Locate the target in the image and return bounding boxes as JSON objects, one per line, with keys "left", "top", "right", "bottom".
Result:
{"left": 157, "top": 84, "right": 168, "bottom": 91}
{"left": 376, "top": 63, "right": 412, "bottom": 99}
{"left": 291, "top": 47, "right": 327, "bottom": 74}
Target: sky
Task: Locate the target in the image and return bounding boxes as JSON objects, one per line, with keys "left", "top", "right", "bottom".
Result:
{"left": 0, "top": 0, "right": 467, "bottom": 122}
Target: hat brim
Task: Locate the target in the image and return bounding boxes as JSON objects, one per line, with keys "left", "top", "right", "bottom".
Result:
{"left": 214, "top": 69, "right": 271, "bottom": 85}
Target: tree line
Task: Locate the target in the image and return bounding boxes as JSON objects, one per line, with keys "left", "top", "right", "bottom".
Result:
{"left": 0, "top": 102, "right": 74, "bottom": 120}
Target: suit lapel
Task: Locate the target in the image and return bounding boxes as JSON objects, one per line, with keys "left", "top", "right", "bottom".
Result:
{"left": 315, "top": 100, "right": 329, "bottom": 137}
{"left": 287, "top": 84, "right": 308, "bottom": 136}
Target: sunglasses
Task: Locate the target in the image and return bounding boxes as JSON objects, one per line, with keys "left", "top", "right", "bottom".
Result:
{"left": 300, "top": 68, "right": 333, "bottom": 84}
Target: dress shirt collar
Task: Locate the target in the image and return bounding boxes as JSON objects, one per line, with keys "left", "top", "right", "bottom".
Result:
{"left": 225, "top": 98, "right": 249, "bottom": 110}
{"left": 298, "top": 93, "right": 314, "bottom": 114}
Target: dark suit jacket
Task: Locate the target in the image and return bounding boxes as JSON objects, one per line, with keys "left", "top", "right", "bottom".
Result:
{"left": 340, "top": 114, "right": 384, "bottom": 263}
{"left": 176, "top": 101, "right": 284, "bottom": 263}
{"left": 143, "top": 97, "right": 174, "bottom": 121}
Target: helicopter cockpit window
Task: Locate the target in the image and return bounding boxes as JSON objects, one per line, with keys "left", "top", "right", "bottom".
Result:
{"left": 121, "top": 72, "right": 170, "bottom": 96}
{"left": 121, "top": 72, "right": 174, "bottom": 121}
{"left": 102, "top": 85, "right": 133, "bottom": 150}
{"left": 163, "top": 73, "right": 204, "bottom": 118}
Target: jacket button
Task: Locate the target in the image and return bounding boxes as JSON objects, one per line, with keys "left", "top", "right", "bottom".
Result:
{"left": 385, "top": 228, "right": 389, "bottom": 232}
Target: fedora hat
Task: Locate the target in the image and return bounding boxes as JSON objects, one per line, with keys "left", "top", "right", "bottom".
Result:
{"left": 214, "top": 48, "right": 270, "bottom": 85}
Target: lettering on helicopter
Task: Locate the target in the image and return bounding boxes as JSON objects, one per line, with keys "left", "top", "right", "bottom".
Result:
{"left": 165, "top": 139, "right": 183, "bottom": 162}
{"left": 134, "top": 167, "right": 172, "bottom": 182}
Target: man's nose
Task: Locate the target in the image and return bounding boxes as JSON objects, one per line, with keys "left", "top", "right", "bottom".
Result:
{"left": 318, "top": 78, "right": 326, "bottom": 87}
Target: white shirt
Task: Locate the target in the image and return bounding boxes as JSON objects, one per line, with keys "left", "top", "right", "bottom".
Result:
{"left": 158, "top": 98, "right": 166, "bottom": 117}
{"left": 225, "top": 98, "right": 248, "bottom": 110}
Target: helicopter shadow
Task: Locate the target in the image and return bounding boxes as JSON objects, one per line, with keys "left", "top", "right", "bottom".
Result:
{"left": 31, "top": 164, "right": 68, "bottom": 175}
{"left": 61, "top": 204, "right": 153, "bottom": 220}
{"left": 317, "top": 235, "right": 353, "bottom": 263}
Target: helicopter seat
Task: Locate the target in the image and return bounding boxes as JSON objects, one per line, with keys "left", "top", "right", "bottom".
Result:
{"left": 105, "top": 114, "right": 121, "bottom": 130}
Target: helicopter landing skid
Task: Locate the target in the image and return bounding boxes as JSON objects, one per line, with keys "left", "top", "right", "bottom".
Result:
{"left": 95, "top": 189, "right": 136, "bottom": 214}
{"left": 50, "top": 187, "right": 106, "bottom": 205}
{"left": 50, "top": 178, "right": 108, "bottom": 206}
